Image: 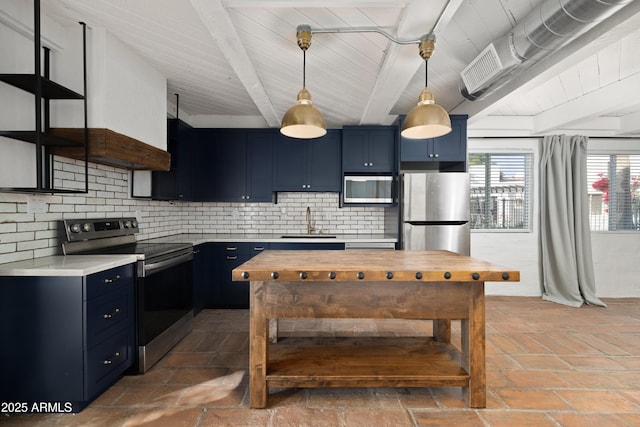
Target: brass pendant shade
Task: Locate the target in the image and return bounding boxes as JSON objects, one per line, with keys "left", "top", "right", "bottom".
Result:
{"left": 281, "top": 87, "right": 327, "bottom": 139}
{"left": 401, "top": 36, "right": 451, "bottom": 139}
{"left": 281, "top": 25, "right": 327, "bottom": 139}
{"left": 401, "top": 87, "right": 451, "bottom": 139}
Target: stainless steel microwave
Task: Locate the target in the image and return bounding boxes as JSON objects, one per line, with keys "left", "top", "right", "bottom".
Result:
{"left": 343, "top": 175, "right": 393, "bottom": 204}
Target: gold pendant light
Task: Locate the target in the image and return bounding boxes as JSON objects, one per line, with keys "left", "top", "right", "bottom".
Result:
{"left": 281, "top": 25, "right": 327, "bottom": 139}
{"left": 401, "top": 34, "right": 451, "bottom": 139}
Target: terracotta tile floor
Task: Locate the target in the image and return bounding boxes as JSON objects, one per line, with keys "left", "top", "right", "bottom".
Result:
{"left": 2, "top": 296, "right": 640, "bottom": 426}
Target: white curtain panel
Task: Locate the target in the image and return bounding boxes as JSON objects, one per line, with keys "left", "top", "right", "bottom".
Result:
{"left": 539, "top": 135, "right": 606, "bottom": 307}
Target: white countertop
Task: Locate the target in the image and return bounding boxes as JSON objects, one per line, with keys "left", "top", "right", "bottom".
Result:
{"left": 143, "top": 233, "right": 397, "bottom": 246}
{"left": 0, "top": 255, "right": 138, "bottom": 277}
{"left": 0, "top": 233, "right": 397, "bottom": 277}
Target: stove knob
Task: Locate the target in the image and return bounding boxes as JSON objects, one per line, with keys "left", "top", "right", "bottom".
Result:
{"left": 82, "top": 223, "right": 91, "bottom": 232}
{"left": 124, "top": 220, "right": 132, "bottom": 228}
{"left": 70, "top": 223, "right": 81, "bottom": 233}
{"left": 131, "top": 220, "right": 138, "bottom": 228}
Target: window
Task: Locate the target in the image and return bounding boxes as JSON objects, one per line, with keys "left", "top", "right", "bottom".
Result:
{"left": 587, "top": 154, "right": 640, "bottom": 231}
{"left": 469, "top": 153, "right": 533, "bottom": 230}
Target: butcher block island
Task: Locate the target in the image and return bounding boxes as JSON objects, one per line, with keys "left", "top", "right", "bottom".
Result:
{"left": 232, "top": 249, "right": 519, "bottom": 409}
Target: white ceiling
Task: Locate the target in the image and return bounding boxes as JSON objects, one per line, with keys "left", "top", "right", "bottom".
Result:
{"left": 41, "top": 0, "right": 640, "bottom": 138}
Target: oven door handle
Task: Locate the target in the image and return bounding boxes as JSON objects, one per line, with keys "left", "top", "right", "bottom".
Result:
{"left": 144, "top": 251, "right": 193, "bottom": 276}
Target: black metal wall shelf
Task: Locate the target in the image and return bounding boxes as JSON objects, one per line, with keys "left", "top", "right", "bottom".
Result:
{"left": 0, "top": 131, "right": 83, "bottom": 147}
{"left": 0, "top": 0, "right": 88, "bottom": 194}
{"left": 0, "top": 74, "right": 84, "bottom": 100}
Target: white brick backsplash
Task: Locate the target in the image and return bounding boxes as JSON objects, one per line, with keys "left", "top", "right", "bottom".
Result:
{"left": 0, "top": 242, "right": 17, "bottom": 254}
{"left": 62, "top": 196, "right": 87, "bottom": 205}
{"left": 48, "top": 204, "right": 75, "bottom": 213}
{"left": 0, "top": 159, "right": 387, "bottom": 264}
{"left": 1, "top": 231, "right": 34, "bottom": 243}
{"left": 17, "top": 221, "right": 47, "bottom": 232}
{"left": 62, "top": 162, "right": 85, "bottom": 174}
{"left": 75, "top": 204, "right": 97, "bottom": 212}
{"left": 35, "top": 246, "right": 60, "bottom": 258}
{"left": 0, "top": 203, "right": 16, "bottom": 213}
{"left": 0, "top": 223, "right": 17, "bottom": 233}
{"left": 0, "top": 213, "right": 35, "bottom": 223}
{"left": 35, "top": 230, "right": 58, "bottom": 239}
{"left": 55, "top": 170, "right": 76, "bottom": 181}
{"left": 17, "top": 239, "right": 48, "bottom": 251}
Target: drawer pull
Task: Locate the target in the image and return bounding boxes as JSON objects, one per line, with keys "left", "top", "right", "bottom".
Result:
{"left": 103, "top": 275, "right": 121, "bottom": 284}
{"left": 103, "top": 308, "right": 121, "bottom": 319}
{"left": 227, "top": 255, "right": 238, "bottom": 260}
{"left": 103, "top": 352, "right": 121, "bottom": 365}
{"left": 226, "top": 247, "right": 237, "bottom": 251}
{"left": 254, "top": 247, "right": 265, "bottom": 251}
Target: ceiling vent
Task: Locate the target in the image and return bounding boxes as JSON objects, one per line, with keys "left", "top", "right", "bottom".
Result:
{"left": 460, "top": 43, "right": 506, "bottom": 96}
{"left": 460, "top": 0, "right": 633, "bottom": 101}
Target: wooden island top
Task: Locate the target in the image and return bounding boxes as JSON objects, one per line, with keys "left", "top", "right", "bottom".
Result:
{"left": 233, "top": 249, "right": 520, "bottom": 409}
{"left": 232, "top": 249, "right": 519, "bottom": 283}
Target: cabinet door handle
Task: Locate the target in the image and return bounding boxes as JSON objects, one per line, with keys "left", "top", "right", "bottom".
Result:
{"left": 103, "top": 275, "right": 121, "bottom": 284}
{"left": 227, "top": 255, "right": 238, "bottom": 260}
{"left": 429, "top": 153, "right": 434, "bottom": 158}
{"left": 103, "top": 352, "right": 121, "bottom": 365}
{"left": 103, "top": 308, "right": 121, "bottom": 319}
{"left": 434, "top": 153, "right": 439, "bottom": 158}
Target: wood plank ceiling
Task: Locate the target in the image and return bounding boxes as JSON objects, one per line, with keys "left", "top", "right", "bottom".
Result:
{"left": 39, "top": 0, "right": 640, "bottom": 138}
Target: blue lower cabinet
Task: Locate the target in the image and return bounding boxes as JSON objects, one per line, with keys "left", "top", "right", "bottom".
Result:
{"left": 210, "top": 243, "right": 266, "bottom": 309}
{"left": 0, "top": 264, "right": 135, "bottom": 412}
{"left": 205, "top": 242, "right": 345, "bottom": 309}
{"left": 193, "top": 243, "right": 214, "bottom": 314}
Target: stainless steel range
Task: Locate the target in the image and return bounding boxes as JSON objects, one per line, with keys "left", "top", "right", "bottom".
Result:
{"left": 62, "top": 217, "right": 194, "bottom": 373}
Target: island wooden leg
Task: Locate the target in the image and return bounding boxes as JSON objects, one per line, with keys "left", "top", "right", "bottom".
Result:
{"left": 461, "top": 283, "right": 486, "bottom": 408}
{"left": 269, "top": 319, "right": 278, "bottom": 343}
{"left": 249, "top": 280, "right": 268, "bottom": 408}
{"left": 433, "top": 319, "right": 451, "bottom": 342}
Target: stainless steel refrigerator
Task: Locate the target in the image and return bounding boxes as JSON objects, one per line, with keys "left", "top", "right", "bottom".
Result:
{"left": 401, "top": 172, "right": 470, "bottom": 255}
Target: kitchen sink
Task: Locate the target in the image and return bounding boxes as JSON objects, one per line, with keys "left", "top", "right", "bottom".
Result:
{"left": 280, "top": 234, "right": 337, "bottom": 238}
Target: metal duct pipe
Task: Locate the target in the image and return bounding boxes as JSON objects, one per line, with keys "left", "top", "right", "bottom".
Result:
{"left": 460, "top": 0, "right": 632, "bottom": 101}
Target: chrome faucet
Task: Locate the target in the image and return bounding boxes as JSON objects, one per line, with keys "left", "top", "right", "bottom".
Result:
{"left": 306, "top": 206, "right": 315, "bottom": 235}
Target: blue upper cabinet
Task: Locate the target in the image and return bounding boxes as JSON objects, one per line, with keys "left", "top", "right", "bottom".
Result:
{"left": 342, "top": 126, "right": 395, "bottom": 173}
{"left": 273, "top": 130, "right": 341, "bottom": 192}
{"left": 203, "top": 129, "right": 275, "bottom": 202}
{"left": 152, "top": 119, "right": 198, "bottom": 201}
{"left": 400, "top": 115, "right": 467, "bottom": 169}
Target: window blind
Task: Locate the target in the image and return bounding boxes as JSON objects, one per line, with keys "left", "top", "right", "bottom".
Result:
{"left": 587, "top": 154, "right": 640, "bottom": 231}
{"left": 469, "top": 153, "right": 532, "bottom": 230}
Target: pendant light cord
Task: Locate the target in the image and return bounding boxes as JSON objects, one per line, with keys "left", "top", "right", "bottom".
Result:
{"left": 303, "top": 50, "right": 306, "bottom": 88}
{"left": 425, "top": 59, "right": 428, "bottom": 87}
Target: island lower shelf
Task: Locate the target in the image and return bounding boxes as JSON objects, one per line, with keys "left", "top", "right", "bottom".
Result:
{"left": 267, "top": 336, "right": 469, "bottom": 388}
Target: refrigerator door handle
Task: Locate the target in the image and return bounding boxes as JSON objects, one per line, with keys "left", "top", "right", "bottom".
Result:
{"left": 406, "top": 221, "right": 468, "bottom": 226}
